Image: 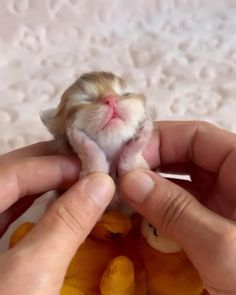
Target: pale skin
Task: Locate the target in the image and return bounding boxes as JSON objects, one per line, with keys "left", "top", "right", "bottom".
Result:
{"left": 121, "top": 121, "right": 236, "bottom": 295}
{"left": 0, "top": 121, "right": 235, "bottom": 295}
{"left": 0, "top": 142, "right": 115, "bottom": 295}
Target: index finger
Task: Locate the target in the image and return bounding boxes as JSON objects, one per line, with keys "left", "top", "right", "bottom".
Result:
{"left": 0, "top": 156, "right": 80, "bottom": 213}
{"left": 143, "top": 121, "right": 236, "bottom": 172}
{"left": 0, "top": 141, "right": 57, "bottom": 162}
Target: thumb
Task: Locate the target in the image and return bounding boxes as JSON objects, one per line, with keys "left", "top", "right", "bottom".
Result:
{"left": 12, "top": 173, "right": 115, "bottom": 277}
{"left": 120, "top": 169, "right": 233, "bottom": 270}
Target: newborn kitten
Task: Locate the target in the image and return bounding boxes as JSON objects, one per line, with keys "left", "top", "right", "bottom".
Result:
{"left": 41, "top": 71, "right": 153, "bottom": 210}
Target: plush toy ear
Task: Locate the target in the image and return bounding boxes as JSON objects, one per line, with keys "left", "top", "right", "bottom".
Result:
{"left": 40, "top": 108, "right": 57, "bottom": 134}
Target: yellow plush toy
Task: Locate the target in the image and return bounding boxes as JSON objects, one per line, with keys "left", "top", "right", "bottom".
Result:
{"left": 9, "top": 211, "right": 204, "bottom": 295}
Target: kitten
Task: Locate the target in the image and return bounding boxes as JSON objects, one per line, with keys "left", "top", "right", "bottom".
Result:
{"left": 41, "top": 71, "right": 153, "bottom": 209}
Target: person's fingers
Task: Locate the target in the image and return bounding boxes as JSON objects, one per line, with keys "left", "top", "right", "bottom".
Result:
{"left": 0, "top": 141, "right": 56, "bottom": 162}
{"left": 146, "top": 121, "right": 236, "bottom": 215}
{"left": 0, "top": 156, "right": 80, "bottom": 213}
{"left": 164, "top": 178, "right": 202, "bottom": 201}
{"left": 11, "top": 173, "right": 115, "bottom": 280}
{"left": 120, "top": 169, "right": 236, "bottom": 280}
{"left": 143, "top": 121, "right": 236, "bottom": 173}
{"left": 160, "top": 163, "right": 217, "bottom": 198}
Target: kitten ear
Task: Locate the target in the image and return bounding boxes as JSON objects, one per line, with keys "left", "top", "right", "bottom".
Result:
{"left": 40, "top": 108, "right": 57, "bottom": 133}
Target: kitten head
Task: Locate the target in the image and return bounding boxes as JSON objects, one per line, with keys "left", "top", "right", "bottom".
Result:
{"left": 41, "top": 71, "right": 147, "bottom": 152}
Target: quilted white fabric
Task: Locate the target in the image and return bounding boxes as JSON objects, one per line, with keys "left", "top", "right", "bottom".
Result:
{"left": 0, "top": 0, "right": 236, "bottom": 155}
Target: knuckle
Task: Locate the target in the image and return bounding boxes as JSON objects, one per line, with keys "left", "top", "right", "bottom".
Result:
{"left": 194, "top": 120, "right": 216, "bottom": 129}
{"left": 159, "top": 186, "right": 191, "bottom": 234}
{"left": 52, "top": 201, "right": 87, "bottom": 237}
{"left": 189, "top": 121, "right": 217, "bottom": 161}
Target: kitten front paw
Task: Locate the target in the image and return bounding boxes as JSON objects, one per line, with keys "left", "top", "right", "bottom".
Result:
{"left": 67, "top": 127, "right": 109, "bottom": 176}
{"left": 129, "top": 119, "right": 153, "bottom": 153}
{"left": 118, "top": 119, "right": 153, "bottom": 175}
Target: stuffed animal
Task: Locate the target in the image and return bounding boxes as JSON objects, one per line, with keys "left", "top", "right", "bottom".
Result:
{"left": 9, "top": 211, "right": 204, "bottom": 295}
{"left": 140, "top": 220, "right": 203, "bottom": 295}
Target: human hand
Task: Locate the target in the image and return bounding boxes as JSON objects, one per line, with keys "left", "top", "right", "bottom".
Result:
{"left": 120, "top": 121, "right": 236, "bottom": 295}
{"left": 0, "top": 141, "right": 81, "bottom": 236}
{"left": 0, "top": 142, "right": 115, "bottom": 294}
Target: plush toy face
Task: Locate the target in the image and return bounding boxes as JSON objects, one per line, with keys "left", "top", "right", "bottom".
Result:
{"left": 140, "top": 220, "right": 203, "bottom": 295}
{"left": 141, "top": 219, "right": 181, "bottom": 254}
{"left": 9, "top": 212, "right": 204, "bottom": 295}
{"left": 91, "top": 210, "right": 132, "bottom": 241}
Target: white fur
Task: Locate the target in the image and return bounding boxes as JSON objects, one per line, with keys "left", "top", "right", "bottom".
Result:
{"left": 70, "top": 97, "right": 146, "bottom": 160}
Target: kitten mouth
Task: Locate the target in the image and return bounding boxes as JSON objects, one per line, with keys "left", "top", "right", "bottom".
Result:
{"left": 102, "top": 108, "right": 125, "bottom": 129}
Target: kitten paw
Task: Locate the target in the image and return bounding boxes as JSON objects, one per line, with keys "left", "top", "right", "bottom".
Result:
{"left": 67, "top": 127, "right": 109, "bottom": 176}
{"left": 118, "top": 119, "right": 153, "bottom": 175}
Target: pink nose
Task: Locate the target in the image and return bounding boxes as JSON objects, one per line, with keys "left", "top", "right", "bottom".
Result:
{"left": 101, "top": 95, "right": 118, "bottom": 108}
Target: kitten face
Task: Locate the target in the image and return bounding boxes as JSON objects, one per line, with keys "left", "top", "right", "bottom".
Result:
{"left": 41, "top": 71, "right": 147, "bottom": 155}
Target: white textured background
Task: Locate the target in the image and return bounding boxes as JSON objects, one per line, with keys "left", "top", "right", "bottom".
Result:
{"left": 0, "top": 0, "right": 236, "bottom": 154}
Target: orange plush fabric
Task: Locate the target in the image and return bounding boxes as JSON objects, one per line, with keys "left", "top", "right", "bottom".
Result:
{"left": 9, "top": 211, "right": 203, "bottom": 295}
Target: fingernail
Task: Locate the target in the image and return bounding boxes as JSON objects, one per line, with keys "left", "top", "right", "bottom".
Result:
{"left": 122, "top": 171, "right": 155, "bottom": 203}
{"left": 85, "top": 174, "right": 115, "bottom": 208}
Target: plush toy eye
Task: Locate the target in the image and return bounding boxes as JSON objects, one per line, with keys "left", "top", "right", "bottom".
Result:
{"left": 148, "top": 223, "right": 154, "bottom": 229}
{"left": 142, "top": 220, "right": 181, "bottom": 253}
{"left": 148, "top": 223, "right": 158, "bottom": 237}
{"left": 153, "top": 228, "right": 158, "bottom": 237}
